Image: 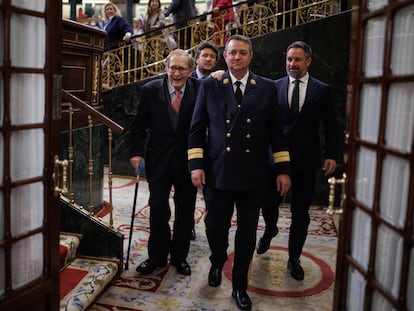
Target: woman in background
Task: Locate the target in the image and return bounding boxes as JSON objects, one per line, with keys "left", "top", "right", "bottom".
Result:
{"left": 102, "top": 1, "right": 133, "bottom": 51}
{"left": 144, "top": 0, "right": 166, "bottom": 37}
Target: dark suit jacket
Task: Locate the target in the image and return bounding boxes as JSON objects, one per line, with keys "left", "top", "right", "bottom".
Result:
{"left": 275, "top": 75, "right": 338, "bottom": 171}
{"left": 104, "top": 16, "right": 133, "bottom": 51}
{"left": 188, "top": 71, "right": 290, "bottom": 191}
{"left": 165, "top": 0, "right": 196, "bottom": 23}
{"left": 128, "top": 75, "right": 200, "bottom": 183}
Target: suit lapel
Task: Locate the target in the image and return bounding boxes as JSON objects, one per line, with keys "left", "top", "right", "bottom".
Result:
{"left": 302, "top": 76, "right": 315, "bottom": 113}
{"left": 240, "top": 73, "right": 259, "bottom": 108}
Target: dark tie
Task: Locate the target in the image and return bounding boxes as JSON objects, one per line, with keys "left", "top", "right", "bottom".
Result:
{"left": 291, "top": 79, "right": 300, "bottom": 118}
{"left": 172, "top": 90, "right": 182, "bottom": 113}
{"left": 235, "top": 81, "right": 243, "bottom": 107}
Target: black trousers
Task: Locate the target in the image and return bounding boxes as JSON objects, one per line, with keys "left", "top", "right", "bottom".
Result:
{"left": 147, "top": 165, "right": 197, "bottom": 264}
{"left": 288, "top": 169, "right": 316, "bottom": 259}
{"left": 204, "top": 186, "right": 265, "bottom": 290}
{"left": 261, "top": 171, "right": 283, "bottom": 237}
{"left": 261, "top": 168, "right": 316, "bottom": 259}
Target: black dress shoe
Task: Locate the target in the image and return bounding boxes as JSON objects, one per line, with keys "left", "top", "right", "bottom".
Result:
{"left": 256, "top": 229, "right": 278, "bottom": 255}
{"left": 191, "top": 229, "right": 196, "bottom": 241}
{"left": 172, "top": 261, "right": 191, "bottom": 276}
{"left": 136, "top": 259, "right": 165, "bottom": 275}
{"left": 232, "top": 289, "right": 252, "bottom": 311}
{"left": 287, "top": 257, "right": 304, "bottom": 281}
{"left": 208, "top": 267, "right": 222, "bottom": 287}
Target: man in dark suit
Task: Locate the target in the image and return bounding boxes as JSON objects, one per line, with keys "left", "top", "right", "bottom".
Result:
{"left": 128, "top": 49, "right": 199, "bottom": 276}
{"left": 256, "top": 41, "right": 339, "bottom": 282}
{"left": 188, "top": 35, "right": 291, "bottom": 311}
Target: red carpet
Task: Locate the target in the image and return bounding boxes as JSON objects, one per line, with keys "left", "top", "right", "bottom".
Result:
{"left": 89, "top": 175, "right": 337, "bottom": 311}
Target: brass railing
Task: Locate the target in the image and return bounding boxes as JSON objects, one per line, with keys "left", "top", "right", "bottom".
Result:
{"left": 102, "top": 0, "right": 337, "bottom": 90}
{"left": 59, "top": 90, "right": 124, "bottom": 228}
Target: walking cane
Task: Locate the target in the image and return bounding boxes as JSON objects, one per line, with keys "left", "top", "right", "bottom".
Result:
{"left": 125, "top": 162, "right": 144, "bottom": 270}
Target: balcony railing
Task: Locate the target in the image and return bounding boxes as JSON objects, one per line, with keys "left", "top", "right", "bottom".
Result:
{"left": 102, "top": 0, "right": 338, "bottom": 90}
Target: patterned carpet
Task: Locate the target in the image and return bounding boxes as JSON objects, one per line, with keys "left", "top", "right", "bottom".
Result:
{"left": 90, "top": 175, "right": 337, "bottom": 311}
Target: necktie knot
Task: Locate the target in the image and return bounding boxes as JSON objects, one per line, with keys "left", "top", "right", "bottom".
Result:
{"left": 172, "top": 90, "right": 182, "bottom": 113}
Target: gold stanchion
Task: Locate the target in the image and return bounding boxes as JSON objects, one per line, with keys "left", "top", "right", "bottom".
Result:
{"left": 326, "top": 173, "right": 346, "bottom": 215}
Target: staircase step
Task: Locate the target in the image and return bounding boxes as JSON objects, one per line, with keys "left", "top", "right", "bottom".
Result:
{"left": 59, "top": 233, "right": 81, "bottom": 270}
{"left": 59, "top": 256, "right": 119, "bottom": 311}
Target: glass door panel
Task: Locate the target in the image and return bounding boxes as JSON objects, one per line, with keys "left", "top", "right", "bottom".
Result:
{"left": 358, "top": 84, "right": 381, "bottom": 143}
{"left": 355, "top": 147, "right": 376, "bottom": 208}
{"left": 362, "top": 16, "right": 386, "bottom": 77}
{"left": 379, "top": 155, "right": 409, "bottom": 228}
{"left": 347, "top": 268, "right": 366, "bottom": 310}
{"left": 374, "top": 224, "right": 403, "bottom": 298}
{"left": 10, "top": 15, "right": 45, "bottom": 68}
{"left": 11, "top": 233, "right": 44, "bottom": 289}
{"left": 10, "top": 182, "right": 44, "bottom": 236}
{"left": 11, "top": 0, "right": 45, "bottom": 12}
{"left": 372, "top": 291, "right": 397, "bottom": 311}
{"left": 385, "top": 82, "right": 414, "bottom": 153}
{"left": 350, "top": 208, "right": 372, "bottom": 270}
{"left": 10, "top": 129, "right": 44, "bottom": 181}
{"left": 10, "top": 74, "right": 45, "bottom": 125}
{"left": 390, "top": 5, "right": 414, "bottom": 75}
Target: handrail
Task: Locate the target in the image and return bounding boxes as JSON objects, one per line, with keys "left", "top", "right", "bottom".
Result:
{"left": 62, "top": 89, "right": 124, "bottom": 135}
{"left": 61, "top": 89, "right": 121, "bottom": 226}
{"left": 101, "top": 0, "right": 338, "bottom": 90}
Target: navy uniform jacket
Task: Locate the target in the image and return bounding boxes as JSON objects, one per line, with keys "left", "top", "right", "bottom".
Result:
{"left": 128, "top": 75, "right": 200, "bottom": 183}
{"left": 104, "top": 16, "right": 133, "bottom": 51}
{"left": 275, "top": 75, "right": 338, "bottom": 171}
{"left": 188, "top": 71, "right": 290, "bottom": 191}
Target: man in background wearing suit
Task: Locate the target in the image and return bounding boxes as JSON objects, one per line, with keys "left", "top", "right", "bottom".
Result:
{"left": 128, "top": 49, "right": 199, "bottom": 277}
{"left": 256, "top": 41, "right": 339, "bottom": 281}
{"left": 188, "top": 35, "right": 291, "bottom": 311}
{"left": 192, "top": 41, "right": 220, "bottom": 80}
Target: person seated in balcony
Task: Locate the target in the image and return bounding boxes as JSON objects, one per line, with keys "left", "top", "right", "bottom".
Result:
{"left": 77, "top": 7, "right": 88, "bottom": 20}
{"left": 102, "top": 1, "right": 133, "bottom": 51}
{"left": 144, "top": 0, "right": 166, "bottom": 37}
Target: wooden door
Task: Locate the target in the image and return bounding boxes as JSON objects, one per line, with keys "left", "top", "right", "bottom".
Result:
{"left": 334, "top": 0, "right": 414, "bottom": 310}
{"left": 0, "top": 1, "right": 62, "bottom": 310}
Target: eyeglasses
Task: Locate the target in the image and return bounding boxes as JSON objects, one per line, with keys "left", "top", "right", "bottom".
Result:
{"left": 168, "top": 66, "right": 189, "bottom": 73}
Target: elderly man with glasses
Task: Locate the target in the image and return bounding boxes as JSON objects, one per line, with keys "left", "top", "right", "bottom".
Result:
{"left": 127, "top": 49, "right": 200, "bottom": 277}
